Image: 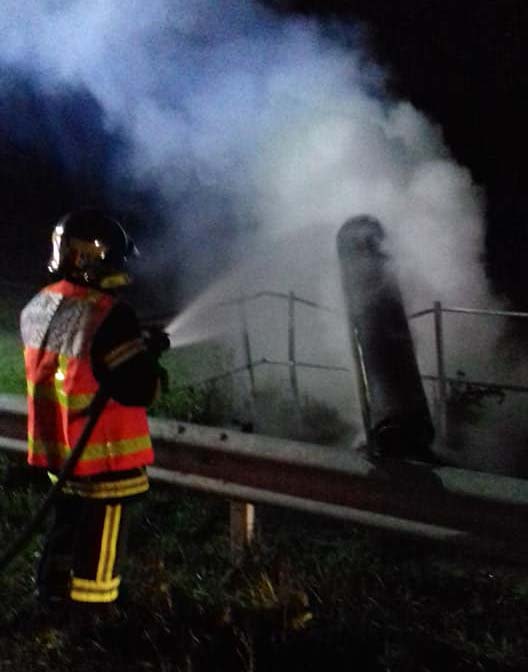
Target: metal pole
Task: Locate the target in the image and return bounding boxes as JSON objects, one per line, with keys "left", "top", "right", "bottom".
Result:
{"left": 239, "top": 298, "right": 257, "bottom": 404}
{"left": 288, "top": 291, "right": 302, "bottom": 418}
{"left": 433, "top": 301, "right": 447, "bottom": 439}
{"left": 352, "top": 327, "right": 373, "bottom": 446}
{"left": 235, "top": 297, "right": 257, "bottom": 564}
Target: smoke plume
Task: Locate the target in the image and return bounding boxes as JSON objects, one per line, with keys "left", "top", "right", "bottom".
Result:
{"left": 0, "top": 0, "right": 486, "bottom": 299}
{"left": 2, "top": 1, "right": 511, "bottom": 464}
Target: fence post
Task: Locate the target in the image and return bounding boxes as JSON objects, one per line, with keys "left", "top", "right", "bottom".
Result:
{"left": 433, "top": 301, "right": 447, "bottom": 438}
{"left": 239, "top": 297, "right": 257, "bottom": 406}
{"left": 234, "top": 298, "right": 257, "bottom": 564}
{"left": 288, "top": 291, "right": 302, "bottom": 419}
{"left": 351, "top": 327, "right": 373, "bottom": 445}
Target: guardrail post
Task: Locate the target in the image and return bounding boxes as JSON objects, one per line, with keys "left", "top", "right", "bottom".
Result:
{"left": 230, "top": 501, "right": 255, "bottom": 564}
{"left": 433, "top": 301, "right": 447, "bottom": 438}
{"left": 5, "top": 397, "right": 528, "bottom": 564}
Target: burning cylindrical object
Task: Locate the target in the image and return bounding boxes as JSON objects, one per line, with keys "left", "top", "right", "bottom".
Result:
{"left": 337, "top": 215, "right": 434, "bottom": 458}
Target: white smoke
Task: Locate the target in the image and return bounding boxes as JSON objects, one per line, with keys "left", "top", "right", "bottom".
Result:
{"left": 0, "top": 0, "right": 487, "bottom": 301}
{"left": 1, "top": 0, "right": 508, "bottom": 457}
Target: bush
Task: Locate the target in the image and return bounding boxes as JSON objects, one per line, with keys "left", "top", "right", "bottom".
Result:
{"left": 149, "top": 342, "right": 235, "bottom": 426}
{"left": 249, "top": 385, "right": 356, "bottom": 446}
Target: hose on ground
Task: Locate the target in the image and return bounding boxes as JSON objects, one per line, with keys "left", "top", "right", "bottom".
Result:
{"left": 0, "top": 387, "right": 109, "bottom": 573}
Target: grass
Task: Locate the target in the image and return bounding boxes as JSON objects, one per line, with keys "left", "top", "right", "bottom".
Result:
{"left": 0, "top": 329, "right": 26, "bottom": 394}
{"left": 1, "top": 462, "right": 528, "bottom": 671}
{"left": 0, "top": 289, "right": 352, "bottom": 438}
{"left": 0, "top": 288, "right": 235, "bottom": 423}
{"left": 149, "top": 341, "right": 235, "bottom": 426}
{"left": 1, "top": 292, "right": 528, "bottom": 670}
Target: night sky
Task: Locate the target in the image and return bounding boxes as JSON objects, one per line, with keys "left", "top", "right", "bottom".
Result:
{"left": 0, "top": 1, "right": 525, "bottom": 310}
{"left": 276, "top": 0, "right": 526, "bottom": 304}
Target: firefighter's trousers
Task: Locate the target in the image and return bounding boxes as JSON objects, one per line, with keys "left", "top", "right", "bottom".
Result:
{"left": 37, "top": 494, "right": 135, "bottom": 605}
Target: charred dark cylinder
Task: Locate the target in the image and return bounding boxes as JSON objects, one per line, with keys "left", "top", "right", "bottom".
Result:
{"left": 337, "top": 215, "right": 434, "bottom": 457}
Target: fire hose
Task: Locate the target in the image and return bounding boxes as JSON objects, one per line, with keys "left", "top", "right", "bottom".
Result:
{"left": 0, "top": 327, "right": 170, "bottom": 574}
{"left": 0, "top": 386, "right": 110, "bottom": 573}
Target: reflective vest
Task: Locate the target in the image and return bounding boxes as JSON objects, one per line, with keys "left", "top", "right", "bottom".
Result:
{"left": 21, "top": 280, "right": 154, "bottom": 477}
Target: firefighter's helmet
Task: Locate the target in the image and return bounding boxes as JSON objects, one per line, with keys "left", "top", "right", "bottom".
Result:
{"left": 48, "top": 209, "right": 138, "bottom": 289}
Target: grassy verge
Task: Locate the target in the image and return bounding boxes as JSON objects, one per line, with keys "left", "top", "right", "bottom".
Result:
{"left": 0, "top": 289, "right": 235, "bottom": 423}
{"left": 149, "top": 342, "right": 234, "bottom": 425}
{"left": 1, "top": 457, "right": 528, "bottom": 671}
{"left": 0, "top": 330, "right": 26, "bottom": 394}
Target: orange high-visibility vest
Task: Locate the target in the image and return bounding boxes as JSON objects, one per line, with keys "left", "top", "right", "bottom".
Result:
{"left": 21, "top": 280, "right": 154, "bottom": 477}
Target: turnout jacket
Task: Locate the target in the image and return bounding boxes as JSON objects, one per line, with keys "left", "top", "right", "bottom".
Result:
{"left": 20, "top": 280, "right": 158, "bottom": 491}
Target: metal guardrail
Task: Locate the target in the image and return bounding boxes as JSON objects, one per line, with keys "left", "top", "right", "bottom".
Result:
{"left": 220, "top": 290, "right": 339, "bottom": 314}
{"left": 2, "top": 394, "right": 528, "bottom": 564}
{"left": 4, "top": 301, "right": 528, "bottom": 562}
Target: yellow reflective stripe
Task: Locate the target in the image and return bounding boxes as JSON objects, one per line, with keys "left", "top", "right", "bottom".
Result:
{"left": 63, "top": 482, "right": 149, "bottom": 499}
{"left": 70, "top": 576, "right": 121, "bottom": 604}
{"left": 78, "top": 474, "right": 147, "bottom": 491}
{"left": 27, "top": 380, "right": 94, "bottom": 411}
{"left": 55, "top": 353, "right": 74, "bottom": 409}
{"left": 97, "top": 505, "right": 121, "bottom": 584}
{"left": 100, "top": 272, "right": 130, "bottom": 290}
{"left": 60, "top": 473, "right": 149, "bottom": 499}
{"left": 71, "top": 576, "right": 121, "bottom": 591}
{"left": 104, "top": 338, "right": 146, "bottom": 369}
{"left": 97, "top": 507, "right": 112, "bottom": 583}
{"left": 70, "top": 588, "right": 119, "bottom": 603}
{"left": 106, "top": 505, "right": 121, "bottom": 582}
{"left": 54, "top": 354, "right": 68, "bottom": 386}
{"left": 28, "top": 434, "right": 152, "bottom": 462}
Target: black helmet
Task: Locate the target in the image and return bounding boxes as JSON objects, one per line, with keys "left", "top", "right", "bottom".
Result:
{"left": 48, "top": 209, "right": 138, "bottom": 289}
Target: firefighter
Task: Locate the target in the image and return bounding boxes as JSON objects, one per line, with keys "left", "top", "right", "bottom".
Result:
{"left": 20, "top": 209, "right": 169, "bottom": 613}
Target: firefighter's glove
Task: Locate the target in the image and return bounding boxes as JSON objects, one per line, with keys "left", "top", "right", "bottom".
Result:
{"left": 144, "top": 327, "right": 171, "bottom": 358}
